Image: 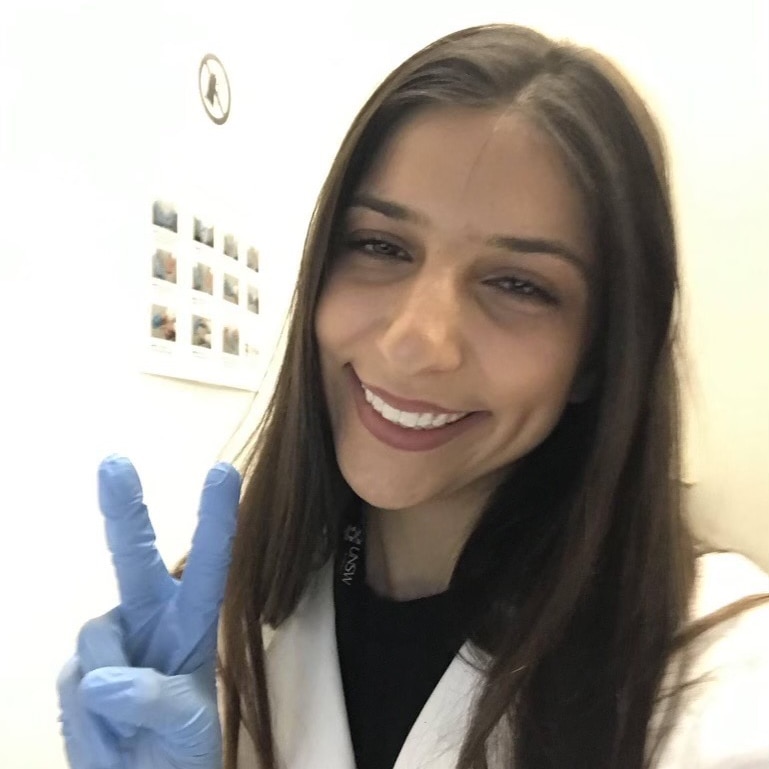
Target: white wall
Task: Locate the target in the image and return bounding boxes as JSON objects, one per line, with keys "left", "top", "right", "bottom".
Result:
{"left": 0, "top": 1, "right": 767, "bottom": 765}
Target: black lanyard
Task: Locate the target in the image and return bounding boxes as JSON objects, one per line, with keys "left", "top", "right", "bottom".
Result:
{"left": 337, "top": 505, "right": 367, "bottom": 590}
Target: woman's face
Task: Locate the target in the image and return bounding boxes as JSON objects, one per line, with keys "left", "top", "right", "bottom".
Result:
{"left": 315, "top": 105, "right": 594, "bottom": 514}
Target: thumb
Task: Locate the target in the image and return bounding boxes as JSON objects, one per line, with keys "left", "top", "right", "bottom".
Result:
{"left": 78, "top": 608, "right": 128, "bottom": 673}
{"left": 80, "top": 666, "right": 220, "bottom": 741}
{"left": 77, "top": 608, "right": 139, "bottom": 741}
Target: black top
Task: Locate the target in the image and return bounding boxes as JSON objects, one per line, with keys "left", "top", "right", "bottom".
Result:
{"left": 334, "top": 528, "right": 473, "bottom": 769}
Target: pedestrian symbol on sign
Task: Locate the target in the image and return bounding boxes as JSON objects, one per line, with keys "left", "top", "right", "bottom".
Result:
{"left": 198, "top": 54, "right": 231, "bottom": 125}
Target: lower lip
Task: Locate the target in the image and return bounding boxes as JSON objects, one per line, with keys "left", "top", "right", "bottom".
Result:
{"left": 348, "top": 368, "right": 487, "bottom": 452}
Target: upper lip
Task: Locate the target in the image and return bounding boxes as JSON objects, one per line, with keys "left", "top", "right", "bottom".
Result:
{"left": 353, "top": 369, "right": 469, "bottom": 415}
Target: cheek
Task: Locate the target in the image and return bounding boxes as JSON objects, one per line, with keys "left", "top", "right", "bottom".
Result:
{"left": 315, "top": 289, "right": 345, "bottom": 418}
{"left": 482, "top": 323, "right": 585, "bottom": 418}
{"left": 315, "top": 287, "right": 348, "bottom": 377}
{"left": 316, "top": 278, "right": 371, "bottom": 356}
{"left": 314, "top": 290, "right": 337, "bottom": 360}
{"left": 315, "top": 280, "right": 377, "bottom": 423}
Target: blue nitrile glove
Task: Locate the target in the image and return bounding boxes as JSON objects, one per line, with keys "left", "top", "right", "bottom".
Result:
{"left": 57, "top": 456, "right": 241, "bottom": 769}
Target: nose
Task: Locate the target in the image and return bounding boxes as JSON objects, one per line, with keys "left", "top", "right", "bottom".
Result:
{"left": 377, "top": 269, "right": 464, "bottom": 375}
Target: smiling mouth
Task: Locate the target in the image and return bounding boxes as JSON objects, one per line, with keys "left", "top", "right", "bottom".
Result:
{"left": 359, "top": 382, "right": 469, "bottom": 430}
{"left": 347, "top": 366, "right": 486, "bottom": 452}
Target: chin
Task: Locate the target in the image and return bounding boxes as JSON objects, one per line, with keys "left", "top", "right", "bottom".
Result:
{"left": 339, "top": 464, "right": 427, "bottom": 512}
{"left": 348, "top": 482, "right": 422, "bottom": 512}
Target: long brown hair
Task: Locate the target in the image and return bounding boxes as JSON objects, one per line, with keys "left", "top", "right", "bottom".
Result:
{"left": 218, "top": 24, "right": 761, "bottom": 768}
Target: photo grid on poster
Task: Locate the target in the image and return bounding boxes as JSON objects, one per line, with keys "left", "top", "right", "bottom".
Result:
{"left": 144, "top": 200, "right": 262, "bottom": 390}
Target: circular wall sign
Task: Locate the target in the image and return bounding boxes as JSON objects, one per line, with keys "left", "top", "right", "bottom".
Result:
{"left": 198, "top": 54, "right": 231, "bottom": 125}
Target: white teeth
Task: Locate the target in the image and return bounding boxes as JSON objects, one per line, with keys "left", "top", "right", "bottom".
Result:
{"left": 381, "top": 403, "right": 399, "bottom": 422}
{"left": 416, "top": 413, "right": 434, "bottom": 428}
{"left": 361, "top": 383, "right": 467, "bottom": 430}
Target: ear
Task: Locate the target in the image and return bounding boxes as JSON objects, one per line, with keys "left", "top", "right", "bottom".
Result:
{"left": 569, "top": 369, "right": 597, "bottom": 404}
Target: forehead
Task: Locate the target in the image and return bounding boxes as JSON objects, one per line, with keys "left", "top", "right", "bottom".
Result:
{"left": 357, "top": 105, "right": 593, "bottom": 260}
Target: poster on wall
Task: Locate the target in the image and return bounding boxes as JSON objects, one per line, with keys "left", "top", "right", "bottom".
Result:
{"left": 142, "top": 199, "right": 263, "bottom": 391}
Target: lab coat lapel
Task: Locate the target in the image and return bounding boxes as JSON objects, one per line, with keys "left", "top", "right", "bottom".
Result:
{"left": 264, "top": 562, "right": 488, "bottom": 769}
{"left": 392, "top": 643, "right": 485, "bottom": 769}
{"left": 264, "top": 562, "right": 356, "bottom": 769}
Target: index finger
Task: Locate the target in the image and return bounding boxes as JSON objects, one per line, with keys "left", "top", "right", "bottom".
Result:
{"left": 98, "top": 455, "right": 175, "bottom": 614}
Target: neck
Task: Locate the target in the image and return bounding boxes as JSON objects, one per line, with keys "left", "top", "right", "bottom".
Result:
{"left": 364, "top": 481, "right": 497, "bottom": 601}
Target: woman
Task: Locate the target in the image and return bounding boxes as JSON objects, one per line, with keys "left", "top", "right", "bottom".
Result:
{"left": 58, "top": 23, "right": 769, "bottom": 769}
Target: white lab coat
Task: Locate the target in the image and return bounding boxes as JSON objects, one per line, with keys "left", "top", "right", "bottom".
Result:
{"left": 234, "top": 553, "right": 769, "bottom": 768}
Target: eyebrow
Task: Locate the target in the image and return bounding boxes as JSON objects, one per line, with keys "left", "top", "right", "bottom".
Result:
{"left": 349, "top": 192, "right": 591, "bottom": 279}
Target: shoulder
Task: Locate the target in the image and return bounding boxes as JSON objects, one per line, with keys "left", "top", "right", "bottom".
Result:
{"left": 655, "top": 552, "right": 769, "bottom": 769}
{"left": 692, "top": 551, "right": 769, "bottom": 618}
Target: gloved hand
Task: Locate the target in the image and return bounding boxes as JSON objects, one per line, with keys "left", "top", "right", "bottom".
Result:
{"left": 57, "top": 456, "right": 242, "bottom": 769}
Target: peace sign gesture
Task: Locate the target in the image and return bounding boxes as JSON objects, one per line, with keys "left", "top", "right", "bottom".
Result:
{"left": 57, "top": 456, "right": 241, "bottom": 769}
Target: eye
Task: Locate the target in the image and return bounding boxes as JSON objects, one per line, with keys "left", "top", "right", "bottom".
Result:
{"left": 485, "top": 276, "right": 559, "bottom": 305}
{"left": 346, "top": 237, "right": 410, "bottom": 261}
